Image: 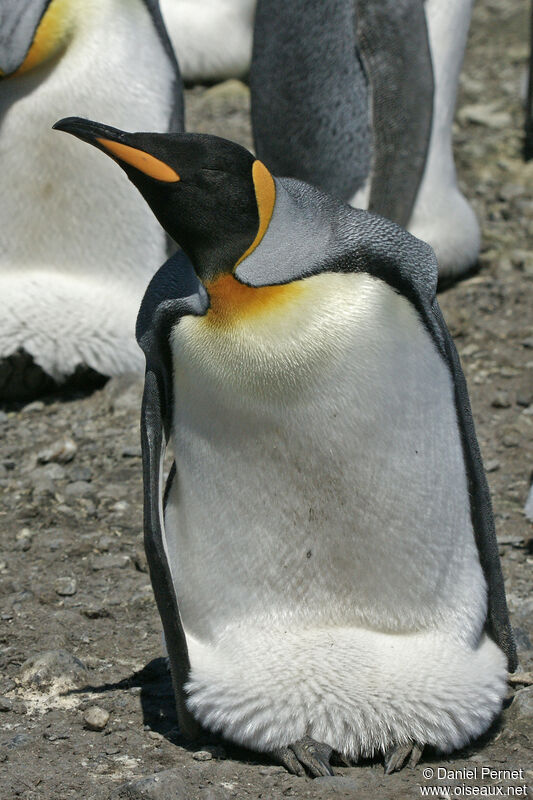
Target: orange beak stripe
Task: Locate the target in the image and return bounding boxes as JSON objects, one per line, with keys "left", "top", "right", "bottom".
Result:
{"left": 96, "top": 138, "right": 180, "bottom": 183}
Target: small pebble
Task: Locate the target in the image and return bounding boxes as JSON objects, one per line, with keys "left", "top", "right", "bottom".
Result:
{"left": 192, "top": 750, "right": 213, "bottom": 761}
{"left": 110, "top": 500, "right": 130, "bottom": 514}
{"left": 84, "top": 706, "right": 110, "bottom": 731}
{"left": 37, "top": 438, "right": 77, "bottom": 465}
{"left": 485, "top": 459, "right": 500, "bottom": 473}
{"left": 122, "top": 445, "right": 142, "bottom": 458}
{"left": 64, "top": 480, "right": 94, "bottom": 498}
{"left": 91, "top": 554, "right": 131, "bottom": 571}
{"left": 69, "top": 465, "right": 93, "bottom": 482}
{"left": 22, "top": 401, "right": 45, "bottom": 414}
{"left": 491, "top": 391, "right": 511, "bottom": 408}
{"left": 15, "top": 528, "right": 33, "bottom": 551}
{"left": 54, "top": 577, "right": 77, "bottom": 597}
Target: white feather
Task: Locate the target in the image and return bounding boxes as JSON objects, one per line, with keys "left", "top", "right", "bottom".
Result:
{"left": 164, "top": 272, "right": 506, "bottom": 754}
{"left": 159, "top": 0, "right": 255, "bottom": 83}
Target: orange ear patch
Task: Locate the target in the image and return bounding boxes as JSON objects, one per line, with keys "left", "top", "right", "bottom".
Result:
{"left": 96, "top": 139, "right": 180, "bottom": 183}
{"left": 205, "top": 273, "right": 303, "bottom": 325}
{"left": 15, "top": 0, "right": 74, "bottom": 76}
{"left": 234, "top": 160, "right": 275, "bottom": 268}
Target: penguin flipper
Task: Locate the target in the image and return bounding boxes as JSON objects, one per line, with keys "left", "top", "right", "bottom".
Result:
{"left": 429, "top": 300, "right": 517, "bottom": 673}
{"left": 355, "top": 0, "right": 434, "bottom": 227}
{"left": 136, "top": 251, "right": 208, "bottom": 738}
{"left": 142, "top": 0, "right": 185, "bottom": 134}
{"left": 250, "top": 0, "right": 371, "bottom": 202}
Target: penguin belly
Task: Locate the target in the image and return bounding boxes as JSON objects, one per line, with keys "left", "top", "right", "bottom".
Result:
{"left": 0, "top": 0, "right": 175, "bottom": 387}
{"left": 165, "top": 272, "right": 507, "bottom": 757}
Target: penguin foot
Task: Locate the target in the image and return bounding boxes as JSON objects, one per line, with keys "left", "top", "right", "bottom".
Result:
{"left": 384, "top": 741, "right": 424, "bottom": 774}
{"left": 273, "top": 736, "right": 334, "bottom": 778}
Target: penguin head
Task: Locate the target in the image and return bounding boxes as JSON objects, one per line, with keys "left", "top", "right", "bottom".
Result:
{"left": 0, "top": 0, "right": 76, "bottom": 78}
{"left": 53, "top": 117, "right": 276, "bottom": 284}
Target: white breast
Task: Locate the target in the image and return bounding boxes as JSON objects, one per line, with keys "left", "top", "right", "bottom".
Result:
{"left": 166, "top": 272, "right": 486, "bottom": 648}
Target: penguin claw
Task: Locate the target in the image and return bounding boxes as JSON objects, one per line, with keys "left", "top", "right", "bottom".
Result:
{"left": 384, "top": 741, "right": 424, "bottom": 774}
{"left": 274, "top": 736, "right": 335, "bottom": 778}
{"left": 274, "top": 746, "right": 306, "bottom": 777}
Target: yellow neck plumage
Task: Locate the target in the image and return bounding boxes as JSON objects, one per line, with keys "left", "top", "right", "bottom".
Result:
{"left": 14, "top": 0, "right": 75, "bottom": 77}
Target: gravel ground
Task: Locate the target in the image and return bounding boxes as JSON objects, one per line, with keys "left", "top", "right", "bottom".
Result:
{"left": 1, "top": 0, "right": 532, "bottom": 798}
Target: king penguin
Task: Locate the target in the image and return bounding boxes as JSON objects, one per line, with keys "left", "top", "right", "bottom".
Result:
{"left": 0, "top": 0, "right": 182, "bottom": 400}
{"left": 54, "top": 117, "right": 516, "bottom": 776}
{"left": 250, "top": 0, "right": 480, "bottom": 280}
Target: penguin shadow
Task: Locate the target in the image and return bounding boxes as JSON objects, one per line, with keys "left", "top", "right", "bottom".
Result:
{"left": 0, "top": 350, "right": 107, "bottom": 410}
{"left": 134, "top": 658, "right": 276, "bottom": 767}
{"left": 67, "top": 658, "right": 269, "bottom": 766}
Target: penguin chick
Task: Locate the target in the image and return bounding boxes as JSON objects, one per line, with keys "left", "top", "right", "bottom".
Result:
{"left": 0, "top": 0, "right": 182, "bottom": 400}
{"left": 54, "top": 117, "right": 516, "bottom": 777}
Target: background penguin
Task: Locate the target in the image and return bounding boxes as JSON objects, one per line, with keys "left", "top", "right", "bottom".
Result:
{"left": 250, "top": 0, "right": 480, "bottom": 281}
{"left": 55, "top": 117, "right": 516, "bottom": 776}
{"left": 0, "top": 0, "right": 183, "bottom": 401}
{"left": 159, "top": 0, "right": 255, "bottom": 84}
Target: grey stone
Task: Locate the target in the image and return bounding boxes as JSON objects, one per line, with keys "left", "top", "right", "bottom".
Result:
{"left": 525, "top": 485, "right": 533, "bottom": 523}
{"left": 491, "top": 391, "right": 511, "bottom": 408}
{"left": 192, "top": 750, "right": 213, "bottom": 761}
{"left": 54, "top": 577, "right": 77, "bottom": 597}
{"left": 134, "top": 549, "right": 148, "bottom": 573}
{"left": 69, "top": 465, "right": 93, "bottom": 482}
{"left": 506, "top": 687, "right": 533, "bottom": 728}
{"left": 37, "top": 438, "right": 77, "bottom": 465}
{"left": 2, "top": 733, "right": 32, "bottom": 749}
{"left": 457, "top": 103, "right": 512, "bottom": 129}
{"left": 502, "top": 431, "right": 520, "bottom": 448}
{"left": 486, "top": 459, "right": 501, "bottom": 472}
{"left": 64, "top": 481, "right": 95, "bottom": 498}
{"left": 19, "top": 650, "right": 88, "bottom": 691}
{"left": 29, "top": 471, "right": 55, "bottom": 498}
{"left": 22, "top": 401, "right": 45, "bottom": 414}
{"left": 122, "top": 446, "right": 141, "bottom": 458}
{"left": 84, "top": 706, "right": 110, "bottom": 731}
{"left": 0, "top": 696, "right": 26, "bottom": 714}
{"left": 110, "top": 769, "right": 188, "bottom": 799}
{"left": 513, "top": 627, "right": 532, "bottom": 652}
{"left": 91, "top": 554, "right": 131, "bottom": 571}
{"left": 14, "top": 528, "right": 33, "bottom": 552}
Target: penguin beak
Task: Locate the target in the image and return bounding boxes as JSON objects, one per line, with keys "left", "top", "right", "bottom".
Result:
{"left": 53, "top": 117, "right": 180, "bottom": 183}
{"left": 0, "top": 0, "right": 50, "bottom": 76}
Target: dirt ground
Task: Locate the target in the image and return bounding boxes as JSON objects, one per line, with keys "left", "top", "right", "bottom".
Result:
{"left": 1, "top": 0, "right": 532, "bottom": 798}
